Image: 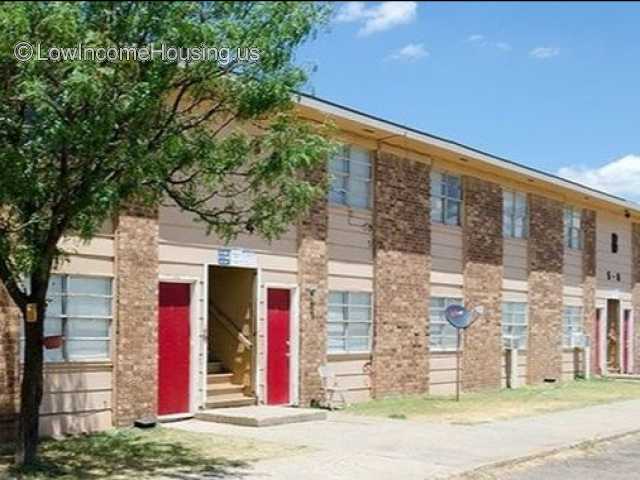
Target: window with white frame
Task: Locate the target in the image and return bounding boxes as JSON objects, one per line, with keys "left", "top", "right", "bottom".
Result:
{"left": 564, "top": 207, "right": 583, "bottom": 250}
{"left": 502, "top": 302, "right": 528, "bottom": 349}
{"left": 328, "top": 291, "right": 372, "bottom": 353}
{"left": 329, "top": 145, "right": 372, "bottom": 209}
{"left": 503, "top": 191, "right": 528, "bottom": 238}
{"left": 431, "top": 171, "right": 462, "bottom": 225}
{"left": 563, "top": 306, "right": 584, "bottom": 347}
{"left": 429, "top": 297, "right": 462, "bottom": 351}
{"left": 23, "top": 275, "right": 113, "bottom": 362}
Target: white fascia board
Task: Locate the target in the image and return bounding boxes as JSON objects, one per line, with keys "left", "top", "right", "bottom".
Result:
{"left": 298, "top": 94, "right": 640, "bottom": 214}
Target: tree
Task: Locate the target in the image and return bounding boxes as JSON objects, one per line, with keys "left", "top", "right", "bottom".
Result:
{"left": 0, "top": 1, "right": 334, "bottom": 465}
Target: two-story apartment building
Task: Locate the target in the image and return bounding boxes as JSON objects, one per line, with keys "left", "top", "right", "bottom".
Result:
{"left": 1, "top": 93, "right": 639, "bottom": 439}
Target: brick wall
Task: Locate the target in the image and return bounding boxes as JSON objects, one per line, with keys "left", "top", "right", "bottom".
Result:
{"left": 371, "top": 151, "right": 430, "bottom": 398}
{"left": 114, "top": 205, "right": 159, "bottom": 425}
{"left": 527, "top": 194, "right": 564, "bottom": 383}
{"left": 461, "top": 177, "right": 503, "bottom": 390}
{"left": 632, "top": 223, "right": 640, "bottom": 374}
{"left": 0, "top": 282, "right": 20, "bottom": 441}
{"left": 582, "top": 209, "right": 597, "bottom": 374}
{"left": 297, "top": 166, "right": 328, "bottom": 406}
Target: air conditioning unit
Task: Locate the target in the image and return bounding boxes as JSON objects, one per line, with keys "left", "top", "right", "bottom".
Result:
{"left": 569, "top": 334, "right": 589, "bottom": 349}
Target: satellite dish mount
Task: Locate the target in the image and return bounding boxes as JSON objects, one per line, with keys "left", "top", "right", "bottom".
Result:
{"left": 444, "top": 304, "right": 483, "bottom": 401}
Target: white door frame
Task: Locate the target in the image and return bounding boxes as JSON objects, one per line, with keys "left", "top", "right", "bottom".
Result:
{"left": 158, "top": 276, "right": 200, "bottom": 416}
{"left": 203, "top": 262, "right": 261, "bottom": 406}
{"left": 263, "top": 283, "right": 300, "bottom": 406}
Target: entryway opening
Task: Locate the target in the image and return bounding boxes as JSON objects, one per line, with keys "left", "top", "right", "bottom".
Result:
{"left": 207, "top": 265, "right": 257, "bottom": 408}
{"left": 606, "top": 299, "right": 621, "bottom": 373}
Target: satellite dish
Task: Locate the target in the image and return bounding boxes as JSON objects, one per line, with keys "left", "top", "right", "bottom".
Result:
{"left": 444, "top": 304, "right": 476, "bottom": 329}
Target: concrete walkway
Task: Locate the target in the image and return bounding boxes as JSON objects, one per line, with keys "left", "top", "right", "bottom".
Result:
{"left": 168, "top": 399, "right": 640, "bottom": 480}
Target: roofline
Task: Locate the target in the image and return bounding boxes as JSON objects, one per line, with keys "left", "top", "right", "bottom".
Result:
{"left": 296, "top": 92, "right": 640, "bottom": 214}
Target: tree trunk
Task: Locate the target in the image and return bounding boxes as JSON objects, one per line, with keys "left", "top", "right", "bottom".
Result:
{"left": 15, "top": 302, "right": 45, "bottom": 466}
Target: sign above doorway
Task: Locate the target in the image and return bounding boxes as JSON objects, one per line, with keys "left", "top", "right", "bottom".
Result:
{"left": 217, "top": 248, "right": 257, "bottom": 268}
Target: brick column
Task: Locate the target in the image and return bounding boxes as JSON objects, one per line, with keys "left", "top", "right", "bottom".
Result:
{"left": 114, "top": 204, "right": 159, "bottom": 425}
{"left": 371, "top": 152, "right": 430, "bottom": 398}
{"left": 0, "top": 283, "right": 20, "bottom": 441}
{"left": 632, "top": 223, "right": 640, "bottom": 374}
{"left": 297, "top": 167, "right": 328, "bottom": 406}
{"left": 582, "top": 209, "right": 597, "bottom": 375}
{"left": 461, "top": 177, "right": 503, "bottom": 391}
{"left": 527, "top": 194, "right": 564, "bottom": 383}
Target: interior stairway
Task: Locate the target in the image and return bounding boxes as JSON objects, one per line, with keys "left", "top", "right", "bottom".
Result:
{"left": 206, "top": 360, "right": 256, "bottom": 409}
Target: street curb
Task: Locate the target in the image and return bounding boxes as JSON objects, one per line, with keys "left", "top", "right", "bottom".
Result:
{"left": 447, "top": 428, "right": 640, "bottom": 479}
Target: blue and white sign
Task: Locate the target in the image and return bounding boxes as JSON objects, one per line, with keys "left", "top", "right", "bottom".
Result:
{"left": 217, "top": 248, "right": 257, "bottom": 268}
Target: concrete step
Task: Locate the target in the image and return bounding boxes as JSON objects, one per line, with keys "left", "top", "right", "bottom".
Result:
{"left": 207, "top": 372, "right": 234, "bottom": 384}
{"left": 207, "top": 361, "right": 226, "bottom": 374}
{"left": 207, "top": 382, "right": 245, "bottom": 396}
{"left": 196, "top": 406, "right": 327, "bottom": 427}
{"left": 205, "top": 394, "right": 256, "bottom": 409}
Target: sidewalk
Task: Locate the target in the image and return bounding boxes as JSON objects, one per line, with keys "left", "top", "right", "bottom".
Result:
{"left": 168, "top": 399, "right": 640, "bottom": 479}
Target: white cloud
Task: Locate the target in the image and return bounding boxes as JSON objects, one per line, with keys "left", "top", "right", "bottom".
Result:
{"left": 495, "top": 42, "right": 512, "bottom": 51}
{"left": 468, "top": 34, "right": 511, "bottom": 52}
{"left": 387, "top": 43, "right": 429, "bottom": 61}
{"left": 557, "top": 155, "right": 640, "bottom": 202}
{"left": 530, "top": 46, "right": 560, "bottom": 59}
{"left": 336, "top": 1, "right": 417, "bottom": 36}
{"left": 468, "top": 34, "right": 486, "bottom": 44}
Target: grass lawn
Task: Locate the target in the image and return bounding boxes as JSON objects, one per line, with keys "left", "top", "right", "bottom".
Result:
{"left": 0, "top": 425, "right": 308, "bottom": 479}
{"left": 346, "top": 378, "right": 640, "bottom": 424}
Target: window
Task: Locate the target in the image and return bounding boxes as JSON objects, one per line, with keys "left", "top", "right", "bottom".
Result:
{"left": 562, "top": 306, "right": 584, "bottom": 347}
{"left": 564, "top": 207, "right": 583, "bottom": 250}
{"left": 329, "top": 145, "right": 372, "bottom": 209}
{"left": 431, "top": 171, "right": 462, "bottom": 225}
{"left": 503, "top": 191, "right": 528, "bottom": 238}
{"left": 328, "top": 291, "right": 372, "bottom": 353}
{"left": 429, "top": 297, "right": 462, "bottom": 351}
{"left": 24, "top": 275, "right": 113, "bottom": 362}
{"left": 502, "top": 302, "right": 528, "bottom": 349}
{"left": 611, "top": 233, "right": 619, "bottom": 254}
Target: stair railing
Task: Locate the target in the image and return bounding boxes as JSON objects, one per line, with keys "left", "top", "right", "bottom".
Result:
{"left": 211, "top": 304, "right": 252, "bottom": 349}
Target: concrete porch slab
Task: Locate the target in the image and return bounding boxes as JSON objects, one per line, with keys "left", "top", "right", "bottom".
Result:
{"left": 195, "top": 405, "right": 327, "bottom": 427}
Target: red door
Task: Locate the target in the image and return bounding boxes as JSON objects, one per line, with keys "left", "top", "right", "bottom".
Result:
{"left": 158, "top": 282, "right": 191, "bottom": 415}
{"left": 267, "top": 289, "right": 290, "bottom": 405}
{"left": 595, "top": 309, "right": 602, "bottom": 375}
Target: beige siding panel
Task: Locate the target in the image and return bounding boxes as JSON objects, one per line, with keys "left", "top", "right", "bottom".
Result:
{"left": 429, "top": 353, "right": 458, "bottom": 371}
{"left": 564, "top": 249, "right": 582, "bottom": 287}
{"left": 502, "top": 279, "right": 528, "bottom": 292}
{"left": 429, "top": 369, "right": 458, "bottom": 385}
{"left": 159, "top": 243, "right": 215, "bottom": 265}
{"left": 44, "top": 370, "right": 112, "bottom": 392}
{"left": 55, "top": 256, "right": 113, "bottom": 276}
{"left": 429, "top": 352, "right": 457, "bottom": 395}
{"left": 503, "top": 290, "right": 528, "bottom": 303}
{"left": 328, "top": 261, "right": 373, "bottom": 279}
{"left": 261, "top": 270, "right": 298, "bottom": 286}
{"left": 328, "top": 356, "right": 371, "bottom": 404}
{"left": 430, "top": 383, "right": 456, "bottom": 396}
{"left": 431, "top": 271, "right": 463, "bottom": 286}
{"left": 431, "top": 284, "right": 463, "bottom": 299}
{"left": 328, "top": 208, "right": 373, "bottom": 263}
{"left": 431, "top": 224, "right": 463, "bottom": 274}
{"left": 59, "top": 236, "right": 114, "bottom": 258}
{"left": 258, "top": 254, "right": 297, "bottom": 273}
{"left": 159, "top": 205, "right": 297, "bottom": 255}
{"left": 503, "top": 238, "right": 528, "bottom": 281}
{"left": 328, "top": 275, "right": 373, "bottom": 292}
{"left": 596, "top": 212, "right": 632, "bottom": 292}
{"left": 160, "top": 263, "right": 203, "bottom": 279}
{"left": 40, "top": 391, "right": 111, "bottom": 415}
{"left": 40, "top": 410, "right": 112, "bottom": 438}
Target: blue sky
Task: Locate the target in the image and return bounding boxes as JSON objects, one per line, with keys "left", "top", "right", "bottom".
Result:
{"left": 297, "top": 1, "right": 640, "bottom": 202}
